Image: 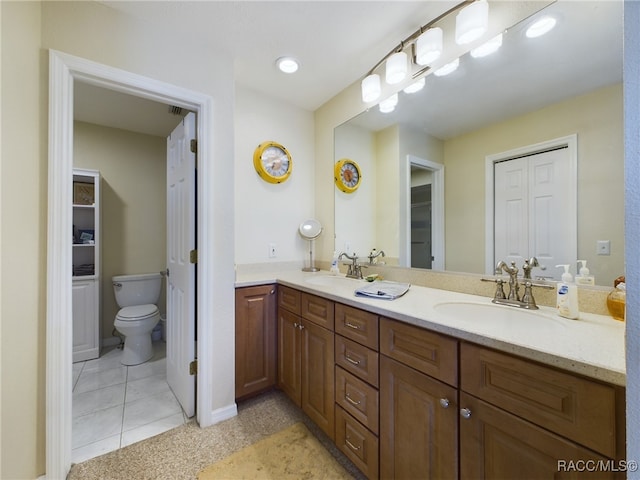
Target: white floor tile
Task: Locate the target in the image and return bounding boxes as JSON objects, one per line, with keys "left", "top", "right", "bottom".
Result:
{"left": 126, "top": 357, "right": 166, "bottom": 382}
{"left": 73, "top": 383, "right": 126, "bottom": 418}
{"left": 71, "top": 342, "right": 186, "bottom": 463}
{"left": 81, "top": 347, "right": 125, "bottom": 374}
{"left": 72, "top": 404, "right": 124, "bottom": 449}
{"left": 71, "top": 434, "right": 121, "bottom": 464}
{"left": 125, "top": 373, "right": 170, "bottom": 404}
{"left": 122, "top": 390, "right": 182, "bottom": 432}
{"left": 120, "top": 412, "right": 185, "bottom": 448}
{"left": 74, "top": 365, "right": 127, "bottom": 394}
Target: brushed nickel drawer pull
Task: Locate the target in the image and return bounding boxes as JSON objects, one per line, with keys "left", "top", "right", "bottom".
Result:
{"left": 345, "top": 393, "right": 361, "bottom": 406}
{"left": 345, "top": 438, "right": 361, "bottom": 451}
{"left": 345, "top": 321, "right": 361, "bottom": 330}
{"left": 345, "top": 355, "right": 361, "bottom": 366}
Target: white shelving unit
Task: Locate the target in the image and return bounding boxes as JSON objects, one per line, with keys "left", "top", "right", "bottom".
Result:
{"left": 72, "top": 168, "right": 101, "bottom": 362}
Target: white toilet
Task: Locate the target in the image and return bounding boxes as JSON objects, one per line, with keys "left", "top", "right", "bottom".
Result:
{"left": 112, "top": 272, "right": 162, "bottom": 366}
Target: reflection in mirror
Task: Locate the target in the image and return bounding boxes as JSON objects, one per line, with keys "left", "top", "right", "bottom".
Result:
{"left": 334, "top": 1, "right": 623, "bottom": 286}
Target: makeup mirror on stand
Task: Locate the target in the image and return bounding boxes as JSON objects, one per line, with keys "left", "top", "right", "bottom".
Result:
{"left": 299, "top": 219, "right": 323, "bottom": 272}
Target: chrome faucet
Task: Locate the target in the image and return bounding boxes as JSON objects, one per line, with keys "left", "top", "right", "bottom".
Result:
{"left": 338, "top": 252, "right": 365, "bottom": 279}
{"left": 495, "top": 260, "right": 520, "bottom": 301}
{"left": 488, "top": 257, "right": 552, "bottom": 310}
{"left": 368, "top": 249, "right": 385, "bottom": 264}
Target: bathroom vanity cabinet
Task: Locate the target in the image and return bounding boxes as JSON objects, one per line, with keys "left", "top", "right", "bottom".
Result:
{"left": 234, "top": 285, "right": 277, "bottom": 400}
{"left": 72, "top": 169, "right": 101, "bottom": 362}
{"left": 238, "top": 281, "right": 625, "bottom": 479}
{"left": 277, "top": 286, "right": 335, "bottom": 439}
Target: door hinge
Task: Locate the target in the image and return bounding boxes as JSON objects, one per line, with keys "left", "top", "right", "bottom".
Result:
{"left": 189, "top": 359, "right": 198, "bottom": 375}
{"left": 190, "top": 249, "right": 197, "bottom": 264}
{"left": 190, "top": 139, "right": 197, "bottom": 154}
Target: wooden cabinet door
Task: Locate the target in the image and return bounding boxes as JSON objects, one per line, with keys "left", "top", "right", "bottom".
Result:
{"left": 459, "top": 392, "right": 616, "bottom": 480}
{"left": 235, "top": 285, "right": 277, "bottom": 399}
{"left": 380, "top": 356, "right": 458, "bottom": 480}
{"left": 301, "top": 319, "right": 335, "bottom": 440}
{"left": 278, "top": 308, "right": 302, "bottom": 406}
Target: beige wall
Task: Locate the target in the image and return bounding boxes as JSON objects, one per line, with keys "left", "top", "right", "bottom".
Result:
{"left": 1, "top": 2, "right": 235, "bottom": 477}
{"left": 1, "top": 2, "right": 45, "bottom": 477}
{"left": 445, "top": 83, "right": 624, "bottom": 284}
{"left": 74, "top": 122, "right": 167, "bottom": 342}
{"left": 234, "top": 86, "right": 315, "bottom": 266}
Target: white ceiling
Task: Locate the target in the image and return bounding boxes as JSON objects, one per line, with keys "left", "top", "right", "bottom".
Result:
{"left": 74, "top": 1, "right": 622, "bottom": 139}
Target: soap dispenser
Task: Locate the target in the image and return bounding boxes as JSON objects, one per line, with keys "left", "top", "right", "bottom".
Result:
{"left": 575, "top": 260, "right": 595, "bottom": 286}
{"left": 556, "top": 264, "right": 579, "bottom": 319}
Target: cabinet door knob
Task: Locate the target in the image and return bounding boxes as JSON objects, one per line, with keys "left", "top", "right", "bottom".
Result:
{"left": 460, "top": 408, "right": 472, "bottom": 419}
{"left": 298, "top": 324, "right": 305, "bottom": 330}
{"left": 439, "top": 398, "right": 450, "bottom": 408}
{"left": 270, "top": 289, "right": 275, "bottom": 295}
{"left": 293, "top": 322, "right": 299, "bottom": 328}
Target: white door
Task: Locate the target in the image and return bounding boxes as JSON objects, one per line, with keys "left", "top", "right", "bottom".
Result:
{"left": 166, "top": 112, "right": 196, "bottom": 417}
{"left": 494, "top": 147, "right": 572, "bottom": 280}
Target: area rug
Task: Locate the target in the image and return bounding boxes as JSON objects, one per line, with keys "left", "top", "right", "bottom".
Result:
{"left": 197, "top": 422, "right": 353, "bottom": 479}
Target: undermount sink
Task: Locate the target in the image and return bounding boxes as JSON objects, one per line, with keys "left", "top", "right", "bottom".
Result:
{"left": 304, "top": 275, "right": 361, "bottom": 287}
{"left": 433, "top": 301, "right": 566, "bottom": 331}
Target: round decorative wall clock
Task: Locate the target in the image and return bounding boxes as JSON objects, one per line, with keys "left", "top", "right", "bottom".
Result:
{"left": 253, "top": 141, "right": 292, "bottom": 184}
{"left": 334, "top": 158, "right": 362, "bottom": 193}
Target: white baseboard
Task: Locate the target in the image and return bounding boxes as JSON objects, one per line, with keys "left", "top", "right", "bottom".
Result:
{"left": 201, "top": 403, "right": 238, "bottom": 428}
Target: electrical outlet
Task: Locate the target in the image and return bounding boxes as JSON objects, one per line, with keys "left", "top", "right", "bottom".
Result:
{"left": 268, "top": 243, "right": 277, "bottom": 258}
{"left": 597, "top": 240, "right": 611, "bottom": 255}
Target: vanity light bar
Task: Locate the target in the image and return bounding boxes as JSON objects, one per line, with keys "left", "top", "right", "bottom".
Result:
{"left": 361, "top": 0, "right": 480, "bottom": 103}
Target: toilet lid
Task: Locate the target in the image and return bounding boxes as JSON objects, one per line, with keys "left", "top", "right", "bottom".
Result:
{"left": 117, "top": 304, "right": 158, "bottom": 320}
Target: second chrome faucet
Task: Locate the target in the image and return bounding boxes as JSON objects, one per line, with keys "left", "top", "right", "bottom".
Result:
{"left": 490, "top": 258, "right": 553, "bottom": 309}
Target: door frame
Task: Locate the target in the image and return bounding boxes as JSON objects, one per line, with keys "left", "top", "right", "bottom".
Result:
{"left": 47, "top": 50, "right": 234, "bottom": 478}
{"left": 484, "top": 134, "right": 578, "bottom": 275}
{"left": 400, "top": 155, "right": 445, "bottom": 270}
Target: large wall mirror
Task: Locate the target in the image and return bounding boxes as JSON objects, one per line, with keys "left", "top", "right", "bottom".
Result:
{"left": 334, "top": 1, "right": 623, "bottom": 286}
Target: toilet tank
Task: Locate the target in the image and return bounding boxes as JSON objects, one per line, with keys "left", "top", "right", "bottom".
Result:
{"left": 112, "top": 272, "right": 162, "bottom": 307}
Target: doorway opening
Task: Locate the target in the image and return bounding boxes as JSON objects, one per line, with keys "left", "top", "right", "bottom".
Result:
{"left": 47, "top": 50, "right": 228, "bottom": 479}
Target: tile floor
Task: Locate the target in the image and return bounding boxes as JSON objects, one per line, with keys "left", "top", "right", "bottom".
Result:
{"left": 72, "top": 341, "right": 189, "bottom": 464}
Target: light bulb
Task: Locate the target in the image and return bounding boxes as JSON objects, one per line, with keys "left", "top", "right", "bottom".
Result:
{"left": 470, "top": 33, "right": 503, "bottom": 58}
{"left": 434, "top": 58, "right": 460, "bottom": 77}
{"left": 386, "top": 51, "right": 408, "bottom": 85}
{"left": 361, "top": 74, "right": 381, "bottom": 103}
{"left": 403, "top": 78, "right": 426, "bottom": 94}
{"left": 379, "top": 93, "right": 398, "bottom": 113}
{"left": 416, "top": 28, "right": 443, "bottom": 66}
{"left": 526, "top": 16, "right": 556, "bottom": 38}
{"left": 455, "top": 0, "right": 488, "bottom": 45}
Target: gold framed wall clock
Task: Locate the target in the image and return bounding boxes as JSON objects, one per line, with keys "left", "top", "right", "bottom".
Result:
{"left": 253, "top": 141, "right": 292, "bottom": 184}
{"left": 334, "top": 158, "right": 362, "bottom": 193}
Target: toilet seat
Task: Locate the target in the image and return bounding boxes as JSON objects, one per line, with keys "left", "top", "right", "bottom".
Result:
{"left": 116, "top": 304, "right": 159, "bottom": 321}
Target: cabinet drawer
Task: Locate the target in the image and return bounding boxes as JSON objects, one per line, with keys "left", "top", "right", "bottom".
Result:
{"left": 461, "top": 342, "right": 620, "bottom": 458}
{"left": 335, "top": 406, "right": 379, "bottom": 480}
{"left": 336, "top": 366, "right": 379, "bottom": 434}
{"left": 301, "top": 293, "right": 334, "bottom": 330}
{"left": 380, "top": 317, "right": 458, "bottom": 387}
{"left": 335, "top": 303, "right": 378, "bottom": 349}
{"left": 336, "top": 335, "right": 379, "bottom": 387}
{"left": 278, "top": 285, "right": 300, "bottom": 314}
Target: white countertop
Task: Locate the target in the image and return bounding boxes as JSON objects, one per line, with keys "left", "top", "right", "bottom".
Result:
{"left": 236, "top": 269, "right": 626, "bottom": 386}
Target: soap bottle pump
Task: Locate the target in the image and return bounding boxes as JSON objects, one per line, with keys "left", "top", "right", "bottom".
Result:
{"left": 575, "top": 260, "right": 595, "bottom": 285}
{"left": 330, "top": 251, "right": 340, "bottom": 275}
{"left": 555, "top": 264, "right": 579, "bottom": 319}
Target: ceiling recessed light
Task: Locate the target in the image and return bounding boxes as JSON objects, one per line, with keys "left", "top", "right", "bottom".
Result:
{"left": 276, "top": 57, "right": 299, "bottom": 74}
{"left": 526, "top": 16, "right": 556, "bottom": 39}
